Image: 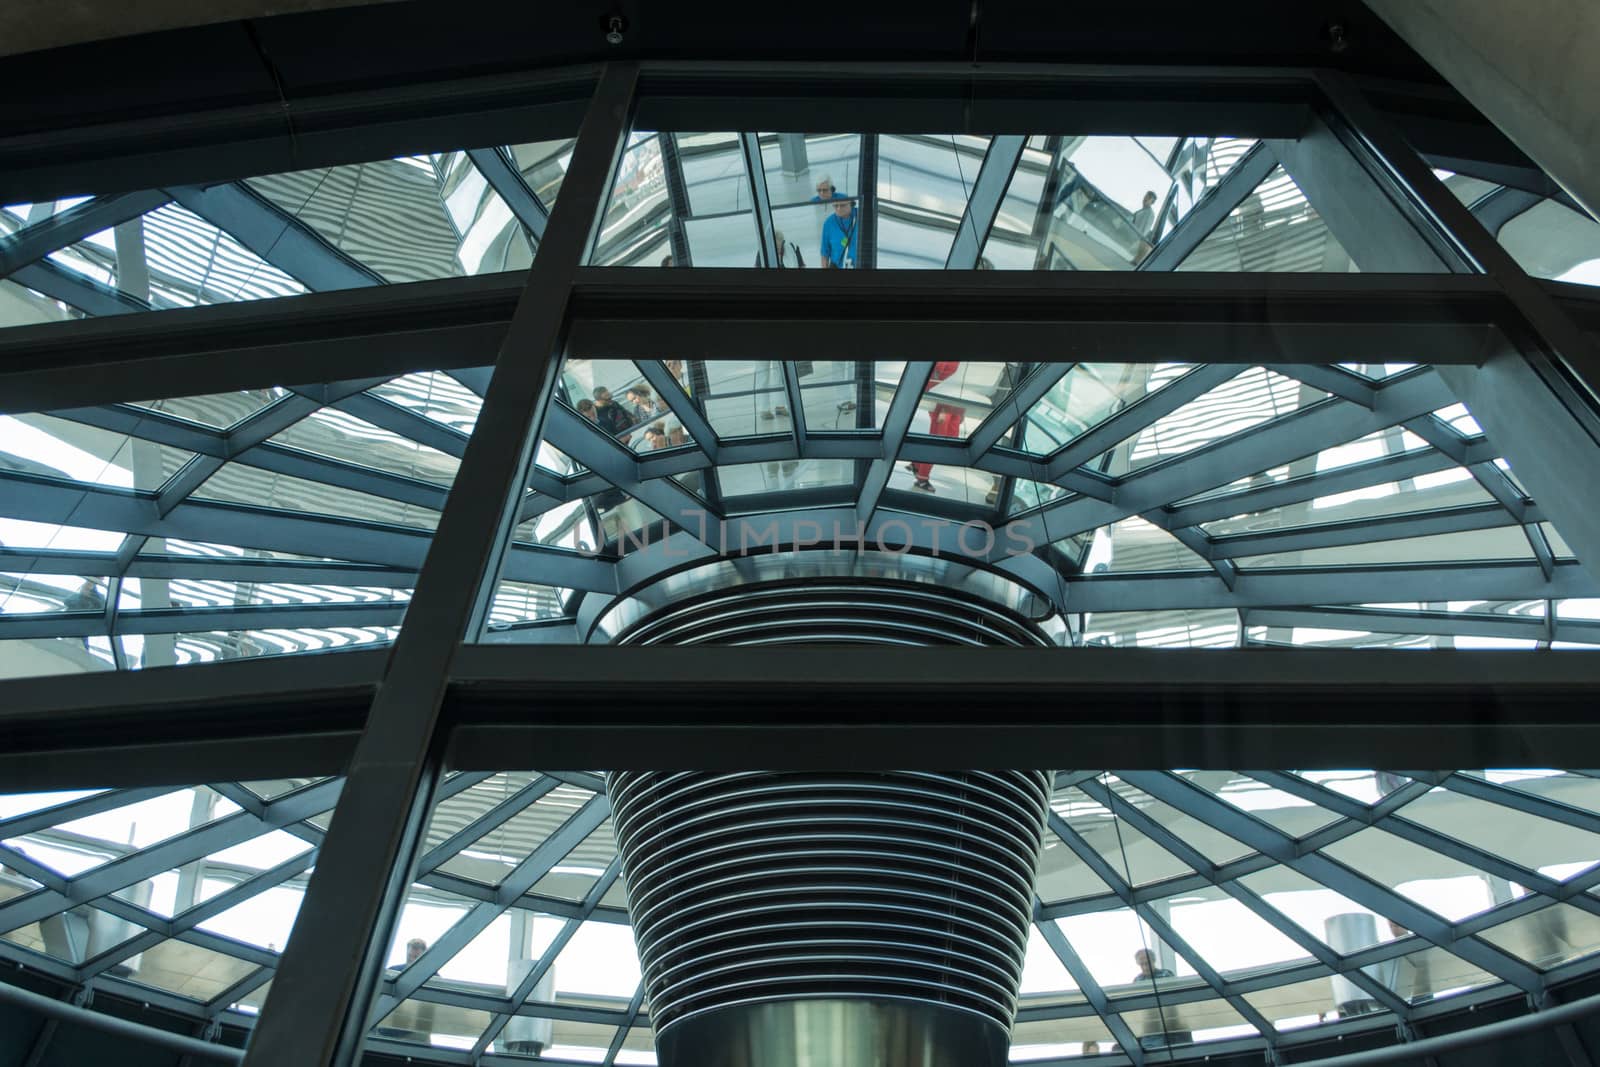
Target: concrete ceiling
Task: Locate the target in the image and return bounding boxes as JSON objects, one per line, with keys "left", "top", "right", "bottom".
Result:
{"left": 0, "top": 0, "right": 404, "bottom": 57}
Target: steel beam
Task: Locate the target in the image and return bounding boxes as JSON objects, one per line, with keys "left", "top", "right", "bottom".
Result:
{"left": 466, "top": 147, "right": 549, "bottom": 243}
{"left": 739, "top": 133, "right": 778, "bottom": 268}
{"left": 0, "top": 192, "right": 169, "bottom": 278}
{"left": 1140, "top": 140, "right": 1278, "bottom": 272}
{"left": 165, "top": 183, "right": 384, "bottom": 292}
{"left": 945, "top": 135, "right": 1026, "bottom": 270}
{"left": 240, "top": 62, "right": 639, "bottom": 1067}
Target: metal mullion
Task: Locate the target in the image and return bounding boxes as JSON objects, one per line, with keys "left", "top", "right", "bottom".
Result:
{"left": 1312, "top": 73, "right": 1600, "bottom": 586}
{"left": 945, "top": 135, "right": 1026, "bottom": 270}
{"left": 739, "top": 133, "right": 777, "bottom": 268}
{"left": 1133, "top": 901, "right": 1279, "bottom": 1043}
{"left": 1165, "top": 523, "right": 1238, "bottom": 590}
{"left": 414, "top": 776, "right": 561, "bottom": 874}
{"left": 1270, "top": 364, "right": 1379, "bottom": 408}
{"left": 1042, "top": 364, "right": 1243, "bottom": 482}
{"left": 206, "top": 965, "right": 273, "bottom": 1020}
{"left": 1140, "top": 141, "right": 1277, "bottom": 272}
{"left": 602, "top": 982, "right": 647, "bottom": 1066}
{"left": 781, "top": 361, "right": 807, "bottom": 451}
{"left": 857, "top": 361, "right": 934, "bottom": 524}
{"left": 330, "top": 393, "right": 471, "bottom": 458}
{"left": 965, "top": 364, "right": 1069, "bottom": 461}
{"left": 1120, "top": 772, "right": 1545, "bottom": 995}
{"left": 634, "top": 360, "right": 718, "bottom": 459}
{"left": 1002, "top": 371, "right": 1457, "bottom": 561}
{"left": 1034, "top": 913, "right": 1146, "bottom": 1066}
{"left": 1165, "top": 448, "right": 1460, "bottom": 527}
{"left": 857, "top": 134, "right": 878, "bottom": 269}
{"left": 166, "top": 183, "right": 384, "bottom": 292}
{"left": 0, "top": 192, "right": 169, "bottom": 278}
{"left": 466, "top": 147, "right": 549, "bottom": 243}
{"left": 0, "top": 787, "right": 172, "bottom": 840}
{"left": 656, "top": 133, "right": 693, "bottom": 267}
{"left": 471, "top": 858, "right": 623, "bottom": 1057}
{"left": 241, "top": 63, "right": 639, "bottom": 1067}
{"left": 1219, "top": 880, "right": 1414, "bottom": 1019}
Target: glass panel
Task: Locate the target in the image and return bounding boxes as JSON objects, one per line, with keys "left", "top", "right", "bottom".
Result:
{"left": 128, "top": 389, "right": 287, "bottom": 430}
{"left": 1101, "top": 778, "right": 1254, "bottom": 865}
{"left": 1235, "top": 866, "right": 1403, "bottom": 951}
{"left": 1010, "top": 1018, "right": 1115, "bottom": 1060}
{"left": 1242, "top": 975, "right": 1366, "bottom": 1031}
{"left": 1177, "top": 165, "right": 1360, "bottom": 273}
{"left": 1398, "top": 788, "right": 1600, "bottom": 880}
{"left": 438, "top": 784, "right": 599, "bottom": 887}
{"left": 1319, "top": 827, "right": 1510, "bottom": 922}
{"left": 1121, "top": 996, "right": 1253, "bottom": 1049}
{"left": 1497, "top": 198, "right": 1600, "bottom": 287}
{"left": 1021, "top": 363, "right": 1185, "bottom": 459}
{"left": 1183, "top": 772, "right": 1344, "bottom": 839}
{"left": 45, "top": 203, "right": 307, "bottom": 310}
{"left": 1465, "top": 771, "right": 1600, "bottom": 816}
{"left": 1235, "top": 525, "right": 1534, "bottom": 569}
{"left": 1035, "top": 834, "right": 1114, "bottom": 905}
{"left": 1479, "top": 904, "right": 1600, "bottom": 969}
{"left": 0, "top": 280, "right": 78, "bottom": 329}
{"left": 1378, "top": 945, "right": 1498, "bottom": 1003}
{"left": 983, "top": 136, "right": 1262, "bottom": 271}
{"left": 1080, "top": 609, "right": 1239, "bottom": 648}
{"left": 0, "top": 413, "right": 192, "bottom": 490}
{"left": 875, "top": 134, "right": 991, "bottom": 268}
{"left": 1157, "top": 885, "right": 1313, "bottom": 978}
{"left": 1112, "top": 368, "right": 1321, "bottom": 476}
{"left": 1078, "top": 519, "right": 1212, "bottom": 574}
{"left": 123, "top": 939, "right": 259, "bottom": 1001}
{"left": 1053, "top": 911, "right": 1205, "bottom": 997}
{"left": 1054, "top": 790, "right": 1192, "bottom": 887}
{"left": 247, "top": 153, "right": 534, "bottom": 282}
{"left": 269, "top": 408, "right": 460, "bottom": 485}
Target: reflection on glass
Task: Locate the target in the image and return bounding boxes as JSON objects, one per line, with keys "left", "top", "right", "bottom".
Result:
{"left": 1177, "top": 166, "right": 1359, "bottom": 273}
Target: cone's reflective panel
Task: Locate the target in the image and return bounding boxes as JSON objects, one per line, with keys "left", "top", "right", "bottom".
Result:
{"left": 606, "top": 772, "right": 1053, "bottom": 1067}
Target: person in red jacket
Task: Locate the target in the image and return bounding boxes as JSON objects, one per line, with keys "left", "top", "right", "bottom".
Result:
{"left": 908, "top": 361, "right": 963, "bottom": 492}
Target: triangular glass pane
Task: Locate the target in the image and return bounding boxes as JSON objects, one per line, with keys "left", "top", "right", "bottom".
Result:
{"left": 486, "top": 581, "right": 569, "bottom": 632}
{"left": 248, "top": 153, "right": 532, "bottom": 283}
{"left": 1290, "top": 771, "right": 1415, "bottom": 806}
{"left": 437, "top": 783, "right": 598, "bottom": 888}
{"left": 268, "top": 407, "right": 461, "bottom": 485}
{"left": 1080, "top": 517, "right": 1212, "bottom": 573}
{"left": 1102, "top": 776, "right": 1254, "bottom": 865}
{"left": 1080, "top": 609, "right": 1238, "bottom": 649}
{"left": 194, "top": 464, "right": 441, "bottom": 531}
{"left": 128, "top": 388, "right": 290, "bottom": 429}
{"left": 530, "top": 821, "right": 617, "bottom": 903}
{"left": 506, "top": 138, "right": 575, "bottom": 211}
{"left": 1235, "top": 866, "right": 1404, "bottom": 952}
{"left": 514, "top": 498, "right": 597, "bottom": 553}
{"left": 874, "top": 134, "right": 993, "bottom": 268}
{"left": 1319, "top": 826, "right": 1515, "bottom": 923}
{"left": 1479, "top": 903, "right": 1600, "bottom": 970}
{"left": 1035, "top": 831, "right": 1114, "bottom": 905}
{"left": 1234, "top": 525, "right": 1533, "bottom": 570}
{"left": 47, "top": 204, "right": 308, "bottom": 310}
{"left": 1155, "top": 884, "right": 1314, "bottom": 978}
{"left": 1056, "top": 788, "right": 1193, "bottom": 887}
{"left": 1, "top": 412, "right": 193, "bottom": 490}
{"left": 903, "top": 362, "right": 1015, "bottom": 442}
{"left": 422, "top": 772, "right": 542, "bottom": 853}
{"left": 370, "top": 371, "right": 487, "bottom": 436}
{"left": 1462, "top": 771, "right": 1600, "bottom": 816}
{"left": 1200, "top": 469, "right": 1493, "bottom": 539}
{"left": 1053, "top": 910, "right": 1203, "bottom": 994}
{"left": 1022, "top": 362, "right": 1189, "bottom": 459}
{"left": 1399, "top": 787, "right": 1600, "bottom": 881}
{"left": 1176, "top": 164, "right": 1359, "bottom": 273}
{"left": 1109, "top": 368, "right": 1324, "bottom": 477}
{"left": 123, "top": 938, "right": 259, "bottom": 1002}
{"left": 1181, "top": 772, "right": 1343, "bottom": 839}
{"left": 559, "top": 359, "right": 709, "bottom": 454}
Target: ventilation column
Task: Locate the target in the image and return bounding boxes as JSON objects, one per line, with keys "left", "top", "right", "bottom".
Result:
{"left": 606, "top": 771, "right": 1053, "bottom": 1067}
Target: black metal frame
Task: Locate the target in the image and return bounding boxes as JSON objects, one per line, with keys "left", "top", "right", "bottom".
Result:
{"left": 2, "top": 57, "right": 1600, "bottom": 1067}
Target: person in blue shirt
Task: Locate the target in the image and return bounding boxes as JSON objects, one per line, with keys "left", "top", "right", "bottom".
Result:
{"left": 820, "top": 197, "right": 860, "bottom": 268}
